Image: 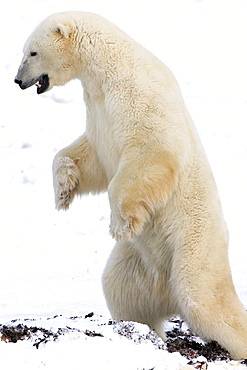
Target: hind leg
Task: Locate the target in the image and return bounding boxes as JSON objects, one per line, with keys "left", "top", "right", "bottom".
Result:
{"left": 102, "top": 240, "right": 173, "bottom": 340}
{"left": 172, "top": 243, "right": 247, "bottom": 360}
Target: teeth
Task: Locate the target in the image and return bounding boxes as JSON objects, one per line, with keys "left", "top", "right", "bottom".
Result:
{"left": 35, "top": 83, "right": 41, "bottom": 88}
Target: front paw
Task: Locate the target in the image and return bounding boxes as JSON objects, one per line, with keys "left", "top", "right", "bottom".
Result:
{"left": 53, "top": 157, "right": 80, "bottom": 210}
{"left": 109, "top": 199, "right": 150, "bottom": 241}
{"left": 109, "top": 213, "right": 134, "bottom": 241}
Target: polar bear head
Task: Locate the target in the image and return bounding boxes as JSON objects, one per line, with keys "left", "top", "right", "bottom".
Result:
{"left": 14, "top": 12, "right": 84, "bottom": 94}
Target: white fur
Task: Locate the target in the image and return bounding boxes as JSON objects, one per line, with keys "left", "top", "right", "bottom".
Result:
{"left": 16, "top": 12, "right": 247, "bottom": 359}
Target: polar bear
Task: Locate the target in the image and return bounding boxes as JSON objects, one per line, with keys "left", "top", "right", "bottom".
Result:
{"left": 15, "top": 11, "right": 247, "bottom": 359}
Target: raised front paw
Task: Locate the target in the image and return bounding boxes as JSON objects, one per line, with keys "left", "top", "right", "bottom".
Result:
{"left": 109, "top": 213, "right": 134, "bottom": 241}
{"left": 53, "top": 156, "right": 80, "bottom": 210}
{"left": 109, "top": 198, "right": 150, "bottom": 241}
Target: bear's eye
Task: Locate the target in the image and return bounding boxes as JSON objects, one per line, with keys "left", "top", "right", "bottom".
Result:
{"left": 30, "top": 51, "right": 37, "bottom": 57}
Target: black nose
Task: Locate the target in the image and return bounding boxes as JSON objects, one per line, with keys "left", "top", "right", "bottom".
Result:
{"left": 14, "top": 78, "right": 22, "bottom": 86}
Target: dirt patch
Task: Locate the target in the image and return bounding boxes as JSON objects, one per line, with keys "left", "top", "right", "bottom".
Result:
{"left": 165, "top": 318, "right": 229, "bottom": 361}
{"left": 0, "top": 322, "right": 63, "bottom": 349}
{"left": 1, "top": 314, "right": 247, "bottom": 366}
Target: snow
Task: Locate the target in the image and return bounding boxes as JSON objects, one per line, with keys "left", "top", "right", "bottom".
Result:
{"left": 1, "top": 0, "right": 247, "bottom": 368}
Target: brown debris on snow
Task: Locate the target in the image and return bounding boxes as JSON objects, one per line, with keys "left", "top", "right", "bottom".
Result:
{"left": 0, "top": 314, "right": 247, "bottom": 367}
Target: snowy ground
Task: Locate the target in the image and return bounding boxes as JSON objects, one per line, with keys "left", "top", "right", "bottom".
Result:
{"left": 1, "top": 0, "right": 247, "bottom": 368}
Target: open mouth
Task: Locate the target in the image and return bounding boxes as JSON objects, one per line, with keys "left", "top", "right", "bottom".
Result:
{"left": 35, "top": 74, "right": 49, "bottom": 94}
{"left": 14, "top": 74, "right": 50, "bottom": 94}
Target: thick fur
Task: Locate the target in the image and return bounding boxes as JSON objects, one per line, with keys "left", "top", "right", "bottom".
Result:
{"left": 15, "top": 12, "right": 247, "bottom": 359}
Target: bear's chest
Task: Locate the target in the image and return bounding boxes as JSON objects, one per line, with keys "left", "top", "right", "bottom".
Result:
{"left": 84, "top": 91, "right": 121, "bottom": 181}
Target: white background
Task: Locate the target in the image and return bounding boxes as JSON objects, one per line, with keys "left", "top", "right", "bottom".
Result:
{"left": 1, "top": 0, "right": 247, "bottom": 368}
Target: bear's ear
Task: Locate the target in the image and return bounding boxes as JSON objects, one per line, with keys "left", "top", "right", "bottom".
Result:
{"left": 55, "top": 23, "right": 70, "bottom": 38}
